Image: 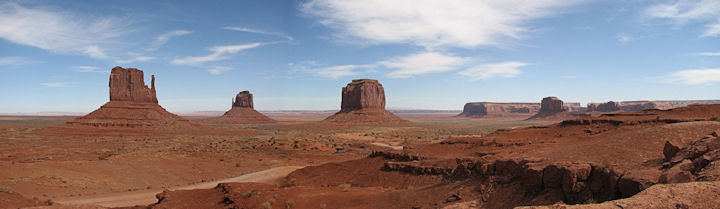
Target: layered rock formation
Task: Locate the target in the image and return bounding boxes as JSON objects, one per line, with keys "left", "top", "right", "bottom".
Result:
{"left": 43, "top": 67, "right": 195, "bottom": 135}
{"left": 587, "top": 101, "right": 620, "bottom": 112}
{"left": 528, "top": 97, "right": 589, "bottom": 120}
{"left": 200, "top": 91, "right": 276, "bottom": 124}
{"left": 457, "top": 102, "right": 540, "bottom": 118}
{"left": 324, "top": 79, "right": 407, "bottom": 124}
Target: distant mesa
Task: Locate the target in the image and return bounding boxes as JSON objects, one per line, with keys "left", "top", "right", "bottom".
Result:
{"left": 324, "top": 79, "right": 408, "bottom": 124}
{"left": 457, "top": 102, "right": 540, "bottom": 118}
{"left": 200, "top": 90, "right": 276, "bottom": 124}
{"left": 527, "top": 96, "right": 590, "bottom": 120}
{"left": 41, "top": 66, "right": 196, "bottom": 135}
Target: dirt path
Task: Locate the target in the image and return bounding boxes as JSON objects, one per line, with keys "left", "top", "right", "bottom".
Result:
{"left": 54, "top": 166, "right": 303, "bottom": 208}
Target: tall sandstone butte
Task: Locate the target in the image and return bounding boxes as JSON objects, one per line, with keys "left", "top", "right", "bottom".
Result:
{"left": 232, "top": 91, "right": 254, "bottom": 108}
{"left": 202, "top": 91, "right": 276, "bottom": 124}
{"left": 109, "top": 67, "right": 158, "bottom": 103}
{"left": 42, "top": 66, "right": 195, "bottom": 135}
{"left": 324, "top": 79, "right": 407, "bottom": 124}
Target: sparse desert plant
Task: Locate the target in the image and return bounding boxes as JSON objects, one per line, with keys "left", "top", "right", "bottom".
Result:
{"left": 260, "top": 201, "right": 273, "bottom": 209}
{"left": 282, "top": 177, "right": 296, "bottom": 187}
{"left": 712, "top": 115, "right": 719, "bottom": 121}
{"left": 243, "top": 189, "right": 260, "bottom": 198}
{"left": 337, "top": 183, "right": 351, "bottom": 192}
{"left": 285, "top": 200, "right": 295, "bottom": 209}
{"left": 320, "top": 203, "right": 327, "bottom": 209}
{"left": 0, "top": 187, "right": 14, "bottom": 194}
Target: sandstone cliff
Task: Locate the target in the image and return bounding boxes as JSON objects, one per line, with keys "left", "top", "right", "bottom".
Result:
{"left": 324, "top": 79, "right": 407, "bottom": 124}
{"left": 457, "top": 102, "right": 540, "bottom": 118}
{"left": 200, "top": 91, "right": 276, "bottom": 124}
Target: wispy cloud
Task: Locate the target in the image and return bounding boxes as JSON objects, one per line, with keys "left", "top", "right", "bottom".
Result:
{"left": 668, "top": 68, "right": 720, "bottom": 84}
{"left": 146, "top": 30, "right": 193, "bottom": 52}
{"left": 207, "top": 66, "right": 231, "bottom": 75}
{"left": 288, "top": 61, "right": 374, "bottom": 79}
{"left": 301, "top": 0, "right": 583, "bottom": 49}
{"left": 0, "top": 56, "right": 29, "bottom": 66}
{"left": 644, "top": 0, "right": 720, "bottom": 37}
{"left": 0, "top": 2, "right": 129, "bottom": 59}
{"left": 115, "top": 56, "right": 156, "bottom": 64}
{"left": 41, "top": 82, "right": 72, "bottom": 88}
{"left": 379, "top": 52, "right": 470, "bottom": 78}
{"left": 224, "top": 26, "right": 293, "bottom": 40}
{"left": 72, "top": 66, "right": 108, "bottom": 73}
{"left": 171, "top": 42, "right": 271, "bottom": 66}
{"left": 458, "top": 62, "right": 527, "bottom": 81}
{"left": 616, "top": 34, "right": 634, "bottom": 43}
{"left": 691, "top": 52, "right": 720, "bottom": 56}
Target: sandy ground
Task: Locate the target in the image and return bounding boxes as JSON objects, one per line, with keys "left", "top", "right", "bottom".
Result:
{"left": 53, "top": 166, "right": 303, "bottom": 208}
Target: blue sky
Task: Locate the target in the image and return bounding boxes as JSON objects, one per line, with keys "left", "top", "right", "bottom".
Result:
{"left": 0, "top": 0, "right": 719, "bottom": 112}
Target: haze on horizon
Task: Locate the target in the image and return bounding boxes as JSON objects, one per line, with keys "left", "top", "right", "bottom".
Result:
{"left": 0, "top": 0, "right": 718, "bottom": 113}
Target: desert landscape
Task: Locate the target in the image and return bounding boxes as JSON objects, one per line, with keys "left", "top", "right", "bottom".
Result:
{"left": 2, "top": 1, "right": 720, "bottom": 209}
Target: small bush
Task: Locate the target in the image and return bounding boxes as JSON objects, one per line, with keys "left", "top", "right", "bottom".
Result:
{"left": 285, "top": 200, "right": 295, "bottom": 209}
{"left": 712, "top": 115, "right": 719, "bottom": 121}
{"left": 243, "top": 189, "right": 260, "bottom": 198}
{"left": 337, "top": 183, "right": 351, "bottom": 192}
{"left": 0, "top": 187, "right": 14, "bottom": 194}
{"left": 320, "top": 203, "right": 327, "bottom": 209}
{"left": 260, "top": 201, "right": 272, "bottom": 209}
{"left": 281, "top": 178, "right": 296, "bottom": 187}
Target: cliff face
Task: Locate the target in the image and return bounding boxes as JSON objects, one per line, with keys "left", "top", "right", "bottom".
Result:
{"left": 232, "top": 91, "right": 254, "bottom": 108}
{"left": 539, "top": 97, "right": 565, "bottom": 114}
{"left": 109, "top": 66, "right": 158, "bottom": 103}
{"left": 340, "top": 79, "right": 386, "bottom": 111}
{"left": 325, "top": 79, "right": 407, "bottom": 124}
{"left": 458, "top": 103, "right": 540, "bottom": 117}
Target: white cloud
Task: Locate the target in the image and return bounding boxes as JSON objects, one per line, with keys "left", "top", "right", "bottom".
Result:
{"left": 644, "top": 0, "right": 720, "bottom": 37}
{"left": 458, "top": 62, "right": 527, "bottom": 81}
{"left": 616, "top": 34, "right": 634, "bottom": 43}
{"left": 0, "top": 2, "right": 128, "bottom": 59}
{"left": 0, "top": 56, "right": 28, "bottom": 66}
{"left": 224, "top": 26, "right": 293, "bottom": 40}
{"left": 301, "top": 0, "right": 581, "bottom": 48}
{"left": 115, "top": 56, "right": 156, "bottom": 64}
{"left": 72, "top": 66, "right": 108, "bottom": 73}
{"left": 692, "top": 52, "right": 720, "bottom": 56}
{"left": 379, "top": 52, "right": 470, "bottom": 78}
{"left": 146, "top": 30, "right": 193, "bottom": 51}
{"left": 41, "top": 82, "right": 71, "bottom": 88}
{"left": 287, "top": 61, "right": 373, "bottom": 79}
{"left": 207, "top": 66, "right": 231, "bottom": 75}
{"left": 668, "top": 68, "right": 720, "bottom": 85}
{"left": 171, "top": 42, "right": 270, "bottom": 66}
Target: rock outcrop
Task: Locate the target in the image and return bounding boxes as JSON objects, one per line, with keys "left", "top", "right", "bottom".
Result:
{"left": 587, "top": 101, "right": 620, "bottom": 112}
{"left": 42, "top": 66, "right": 196, "bottom": 135}
{"left": 200, "top": 91, "right": 276, "bottom": 124}
{"left": 324, "top": 79, "right": 407, "bottom": 124}
{"left": 457, "top": 103, "right": 540, "bottom": 118}
{"left": 109, "top": 67, "right": 158, "bottom": 103}
{"left": 528, "top": 97, "right": 588, "bottom": 120}
{"left": 232, "top": 91, "right": 253, "bottom": 108}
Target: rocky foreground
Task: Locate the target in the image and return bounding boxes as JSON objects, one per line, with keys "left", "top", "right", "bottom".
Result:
{"left": 138, "top": 104, "right": 720, "bottom": 209}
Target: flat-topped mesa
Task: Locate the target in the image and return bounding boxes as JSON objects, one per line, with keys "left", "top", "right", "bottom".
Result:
{"left": 588, "top": 101, "right": 620, "bottom": 112}
{"left": 232, "top": 91, "right": 254, "bottom": 108}
{"left": 324, "top": 79, "right": 407, "bottom": 124}
{"left": 109, "top": 66, "right": 157, "bottom": 103}
{"left": 540, "top": 96, "right": 565, "bottom": 114}
{"left": 457, "top": 102, "right": 540, "bottom": 118}
{"left": 341, "top": 79, "right": 385, "bottom": 111}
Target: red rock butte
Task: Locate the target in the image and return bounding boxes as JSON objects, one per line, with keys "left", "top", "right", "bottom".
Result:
{"left": 457, "top": 102, "right": 541, "bottom": 118}
{"left": 41, "top": 66, "right": 196, "bottom": 135}
{"left": 324, "top": 79, "right": 408, "bottom": 124}
{"left": 201, "top": 91, "right": 276, "bottom": 124}
{"left": 528, "top": 96, "right": 589, "bottom": 120}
